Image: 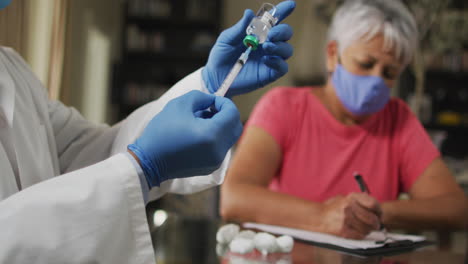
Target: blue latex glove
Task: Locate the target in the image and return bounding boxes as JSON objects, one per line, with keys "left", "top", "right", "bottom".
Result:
{"left": 128, "top": 91, "right": 242, "bottom": 188}
{"left": 202, "top": 1, "right": 296, "bottom": 97}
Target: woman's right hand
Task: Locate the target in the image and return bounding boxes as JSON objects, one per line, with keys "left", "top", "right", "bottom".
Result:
{"left": 318, "top": 193, "right": 382, "bottom": 239}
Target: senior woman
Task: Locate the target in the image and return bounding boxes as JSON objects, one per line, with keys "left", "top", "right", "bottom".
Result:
{"left": 221, "top": 0, "right": 468, "bottom": 239}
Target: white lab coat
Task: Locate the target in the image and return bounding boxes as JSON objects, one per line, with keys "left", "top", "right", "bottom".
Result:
{"left": 0, "top": 47, "right": 231, "bottom": 263}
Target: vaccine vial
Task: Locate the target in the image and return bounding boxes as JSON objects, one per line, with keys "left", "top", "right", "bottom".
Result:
{"left": 243, "top": 3, "right": 279, "bottom": 50}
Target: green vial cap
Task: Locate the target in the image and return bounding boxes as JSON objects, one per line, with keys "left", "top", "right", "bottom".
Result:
{"left": 243, "top": 35, "right": 259, "bottom": 50}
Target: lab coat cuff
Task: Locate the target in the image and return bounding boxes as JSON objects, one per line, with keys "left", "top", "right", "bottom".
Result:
{"left": 124, "top": 152, "right": 150, "bottom": 204}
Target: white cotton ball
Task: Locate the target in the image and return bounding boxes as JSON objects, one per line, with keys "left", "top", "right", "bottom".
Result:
{"left": 235, "top": 230, "right": 256, "bottom": 240}
{"left": 276, "top": 235, "right": 294, "bottom": 253}
{"left": 229, "top": 238, "right": 255, "bottom": 254}
{"left": 253, "top": 232, "right": 278, "bottom": 254}
{"left": 216, "top": 243, "right": 229, "bottom": 257}
{"left": 216, "top": 224, "right": 240, "bottom": 244}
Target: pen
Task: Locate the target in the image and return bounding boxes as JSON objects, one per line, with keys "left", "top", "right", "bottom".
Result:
{"left": 354, "top": 173, "right": 370, "bottom": 194}
{"left": 353, "top": 172, "right": 389, "bottom": 241}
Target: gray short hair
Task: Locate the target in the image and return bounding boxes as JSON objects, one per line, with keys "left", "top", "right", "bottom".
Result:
{"left": 328, "top": 0, "right": 418, "bottom": 65}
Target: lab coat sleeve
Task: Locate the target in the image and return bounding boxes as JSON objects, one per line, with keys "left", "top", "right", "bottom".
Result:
{"left": 49, "top": 99, "right": 121, "bottom": 173}
{"left": 0, "top": 46, "right": 120, "bottom": 173}
{"left": 0, "top": 154, "right": 154, "bottom": 264}
{"left": 111, "top": 68, "right": 232, "bottom": 200}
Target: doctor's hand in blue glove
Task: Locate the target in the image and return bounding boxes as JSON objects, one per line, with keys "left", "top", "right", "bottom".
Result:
{"left": 202, "top": 0, "right": 296, "bottom": 97}
{"left": 128, "top": 91, "right": 242, "bottom": 188}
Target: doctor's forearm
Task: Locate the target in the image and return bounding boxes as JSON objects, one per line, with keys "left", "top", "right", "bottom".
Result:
{"left": 381, "top": 194, "right": 468, "bottom": 230}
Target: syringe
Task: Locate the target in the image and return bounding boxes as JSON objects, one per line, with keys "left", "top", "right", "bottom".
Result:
{"left": 214, "top": 2, "right": 279, "bottom": 97}
{"left": 214, "top": 46, "right": 253, "bottom": 97}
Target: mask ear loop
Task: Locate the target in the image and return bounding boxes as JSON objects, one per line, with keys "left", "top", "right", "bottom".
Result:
{"left": 329, "top": 40, "right": 342, "bottom": 76}
{"left": 329, "top": 56, "right": 343, "bottom": 76}
{"left": 333, "top": 40, "right": 343, "bottom": 70}
{"left": 337, "top": 56, "right": 343, "bottom": 65}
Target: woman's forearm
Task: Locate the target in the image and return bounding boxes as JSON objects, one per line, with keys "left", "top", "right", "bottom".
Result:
{"left": 382, "top": 193, "right": 468, "bottom": 230}
{"left": 220, "top": 183, "right": 326, "bottom": 232}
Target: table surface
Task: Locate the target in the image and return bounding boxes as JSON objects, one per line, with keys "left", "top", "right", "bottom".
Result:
{"left": 149, "top": 214, "right": 467, "bottom": 264}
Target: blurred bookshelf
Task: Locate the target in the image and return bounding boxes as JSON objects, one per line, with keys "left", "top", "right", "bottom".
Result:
{"left": 400, "top": 68, "right": 468, "bottom": 132}
{"left": 397, "top": 0, "right": 468, "bottom": 170}
{"left": 399, "top": 52, "right": 468, "bottom": 162}
{"left": 112, "top": 0, "right": 222, "bottom": 119}
{"left": 399, "top": 0, "right": 468, "bottom": 132}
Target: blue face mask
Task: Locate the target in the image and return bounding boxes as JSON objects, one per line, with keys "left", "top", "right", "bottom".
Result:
{"left": 332, "top": 64, "right": 390, "bottom": 116}
{"left": 0, "top": 0, "right": 12, "bottom": 9}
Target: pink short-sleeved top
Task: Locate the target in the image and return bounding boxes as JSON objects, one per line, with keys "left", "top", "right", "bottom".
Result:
{"left": 245, "top": 87, "right": 440, "bottom": 202}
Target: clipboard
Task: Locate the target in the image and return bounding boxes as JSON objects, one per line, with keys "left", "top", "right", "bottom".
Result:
{"left": 243, "top": 222, "right": 434, "bottom": 256}
{"left": 294, "top": 236, "right": 434, "bottom": 256}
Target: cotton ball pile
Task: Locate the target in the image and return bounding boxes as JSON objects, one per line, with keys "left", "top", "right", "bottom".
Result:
{"left": 276, "top": 235, "right": 294, "bottom": 253}
{"left": 252, "top": 233, "right": 294, "bottom": 255}
{"left": 216, "top": 243, "right": 229, "bottom": 257}
{"left": 216, "top": 224, "right": 240, "bottom": 244}
{"left": 235, "top": 230, "right": 256, "bottom": 240}
{"left": 229, "top": 237, "right": 255, "bottom": 254}
{"left": 216, "top": 224, "right": 294, "bottom": 255}
{"left": 217, "top": 224, "right": 256, "bottom": 255}
{"left": 253, "top": 232, "right": 295, "bottom": 255}
{"left": 253, "top": 232, "right": 278, "bottom": 255}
